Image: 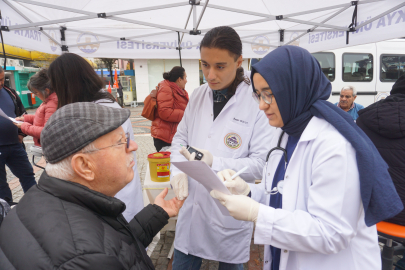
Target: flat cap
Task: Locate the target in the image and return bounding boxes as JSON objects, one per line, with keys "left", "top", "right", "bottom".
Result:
{"left": 41, "top": 102, "right": 130, "bottom": 164}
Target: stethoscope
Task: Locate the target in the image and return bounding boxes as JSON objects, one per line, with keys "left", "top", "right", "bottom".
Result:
{"left": 264, "top": 131, "right": 288, "bottom": 195}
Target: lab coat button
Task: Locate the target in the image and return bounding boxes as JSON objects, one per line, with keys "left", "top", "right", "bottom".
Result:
{"left": 285, "top": 175, "right": 288, "bottom": 179}
{"left": 284, "top": 250, "right": 288, "bottom": 253}
{"left": 208, "top": 135, "right": 211, "bottom": 138}
{"left": 195, "top": 202, "right": 198, "bottom": 206}
{"left": 265, "top": 261, "right": 268, "bottom": 264}
{"left": 267, "top": 173, "right": 270, "bottom": 176}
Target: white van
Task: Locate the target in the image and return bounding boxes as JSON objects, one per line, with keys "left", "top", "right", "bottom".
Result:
{"left": 312, "top": 38, "right": 405, "bottom": 107}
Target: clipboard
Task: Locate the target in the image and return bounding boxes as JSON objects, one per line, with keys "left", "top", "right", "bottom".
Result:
{"left": 171, "top": 160, "right": 231, "bottom": 216}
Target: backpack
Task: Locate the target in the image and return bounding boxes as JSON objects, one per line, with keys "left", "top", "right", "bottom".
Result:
{"left": 141, "top": 89, "right": 158, "bottom": 121}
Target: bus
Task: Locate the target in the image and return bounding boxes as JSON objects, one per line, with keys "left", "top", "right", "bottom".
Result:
{"left": 312, "top": 38, "right": 405, "bottom": 107}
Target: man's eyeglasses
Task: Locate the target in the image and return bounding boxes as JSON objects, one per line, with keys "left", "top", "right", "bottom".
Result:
{"left": 83, "top": 132, "right": 130, "bottom": 153}
{"left": 252, "top": 90, "right": 274, "bottom": 105}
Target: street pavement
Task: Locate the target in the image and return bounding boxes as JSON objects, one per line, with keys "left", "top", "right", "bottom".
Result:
{"left": 6, "top": 105, "right": 265, "bottom": 269}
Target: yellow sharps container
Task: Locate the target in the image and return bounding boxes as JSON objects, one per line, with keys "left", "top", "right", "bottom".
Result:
{"left": 147, "top": 152, "right": 171, "bottom": 182}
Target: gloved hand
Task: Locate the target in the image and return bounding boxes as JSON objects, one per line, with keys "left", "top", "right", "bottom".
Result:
{"left": 210, "top": 190, "right": 260, "bottom": 222}
{"left": 170, "top": 173, "right": 188, "bottom": 200}
{"left": 217, "top": 169, "right": 250, "bottom": 196}
{"left": 179, "top": 146, "right": 213, "bottom": 167}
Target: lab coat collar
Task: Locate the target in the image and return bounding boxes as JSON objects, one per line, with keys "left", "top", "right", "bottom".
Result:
{"left": 298, "top": 116, "right": 326, "bottom": 142}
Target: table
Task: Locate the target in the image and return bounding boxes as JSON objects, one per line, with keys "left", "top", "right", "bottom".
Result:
{"left": 143, "top": 163, "right": 177, "bottom": 258}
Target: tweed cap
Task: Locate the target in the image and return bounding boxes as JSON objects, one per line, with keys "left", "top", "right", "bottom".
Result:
{"left": 41, "top": 102, "right": 130, "bottom": 164}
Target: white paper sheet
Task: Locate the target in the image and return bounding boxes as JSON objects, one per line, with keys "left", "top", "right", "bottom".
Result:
{"left": 171, "top": 160, "right": 231, "bottom": 216}
{"left": 0, "top": 108, "right": 23, "bottom": 123}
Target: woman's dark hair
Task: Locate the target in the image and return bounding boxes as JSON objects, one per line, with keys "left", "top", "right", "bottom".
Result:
{"left": 163, "top": 66, "right": 185, "bottom": 82}
{"left": 200, "top": 26, "right": 250, "bottom": 97}
{"left": 48, "top": 53, "right": 115, "bottom": 108}
{"left": 27, "top": 68, "right": 53, "bottom": 98}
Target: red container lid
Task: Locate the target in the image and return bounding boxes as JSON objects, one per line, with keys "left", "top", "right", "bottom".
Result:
{"left": 147, "top": 152, "right": 171, "bottom": 159}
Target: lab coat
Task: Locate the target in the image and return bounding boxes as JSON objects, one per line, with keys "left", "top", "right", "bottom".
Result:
{"left": 249, "top": 116, "right": 381, "bottom": 270}
{"left": 95, "top": 99, "right": 144, "bottom": 222}
{"left": 171, "top": 72, "right": 274, "bottom": 263}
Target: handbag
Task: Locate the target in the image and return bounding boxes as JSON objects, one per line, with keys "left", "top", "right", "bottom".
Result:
{"left": 141, "top": 89, "right": 158, "bottom": 121}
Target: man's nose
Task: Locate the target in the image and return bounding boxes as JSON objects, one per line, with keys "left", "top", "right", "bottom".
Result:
{"left": 207, "top": 68, "right": 216, "bottom": 81}
{"left": 127, "top": 139, "right": 138, "bottom": 152}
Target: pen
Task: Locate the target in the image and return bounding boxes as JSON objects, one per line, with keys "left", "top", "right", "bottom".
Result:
{"left": 231, "top": 166, "right": 249, "bottom": 180}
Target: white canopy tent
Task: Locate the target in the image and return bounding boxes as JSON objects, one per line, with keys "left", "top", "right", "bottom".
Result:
{"left": 1, "top": 0, "right": 405, "bottom": 59}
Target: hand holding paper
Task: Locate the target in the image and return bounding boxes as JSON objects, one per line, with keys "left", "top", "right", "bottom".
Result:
{"left": 171, "top": 160, "right": 231, "bottom": 215}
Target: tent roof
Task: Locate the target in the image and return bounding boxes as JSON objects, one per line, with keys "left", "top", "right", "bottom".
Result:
{"left": 1, "top": 0, "right": 405, "bottom": 58}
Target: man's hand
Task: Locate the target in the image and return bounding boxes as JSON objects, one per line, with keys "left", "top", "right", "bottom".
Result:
{"left": 154, "top": 188, "right": 185, "bottom": 217}
{"left": 210, "top": 190, "right": 260, "bottom": 222}
{"left": 14, "top": 122, "right": 23, "bottom": 129}
{"left": 18, "top": 135, "right": 24, "bottom": 143}
{"left": 217, "top": 169, "right": 250, "bottom": 196}
{"left": 170, "top": 173, "right": 188, "bottom": 200}
{"left": 15, "top": 116, "right": 24, "bottom": 121}
{"left": 179, "top": 146, "right": 213, "bottom": 167}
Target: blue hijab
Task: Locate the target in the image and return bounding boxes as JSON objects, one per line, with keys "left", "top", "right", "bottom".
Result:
{"left": 251, "top": 45, "right": 403, "bottom": 226}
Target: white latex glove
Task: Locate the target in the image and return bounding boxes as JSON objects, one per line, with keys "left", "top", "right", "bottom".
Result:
{"left": 179, "top": 146, "right": 213, "bottom": 167}
{"left": 210, "top": 190, "right": 260, "bottom": 222}
{"left": 217, "top": 169, "right": 250, "bottom": 196}
{"left": 170, "top": 173, "right": 188, "bottom": 200}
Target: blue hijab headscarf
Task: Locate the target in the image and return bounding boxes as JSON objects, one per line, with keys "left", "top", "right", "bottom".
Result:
{"left": 251, "top": 45, "right": 403, "bottom": 226}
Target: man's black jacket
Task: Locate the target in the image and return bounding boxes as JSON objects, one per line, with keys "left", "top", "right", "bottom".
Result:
{"left": 3, "top": 86, "right": 27, "bottom": 137}
{"left": 357, "top": 93, "right": 405, "bottom": 225}
{"left": 0, "top": 171, "right": 169, "bottom": 269}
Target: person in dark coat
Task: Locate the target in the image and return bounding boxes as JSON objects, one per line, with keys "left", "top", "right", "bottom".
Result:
{"left": 0, "top": 66, "right": 36, "bottom": 205}
{"left": 357, "top": 75, "right": 405, "bottom": 227}
{"left": 0, "top": 102, "right": 184, "bottom": 270}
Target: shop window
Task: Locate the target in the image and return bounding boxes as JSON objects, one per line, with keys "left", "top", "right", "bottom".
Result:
{"left": 312, "top": 52, "right": 335, "bottom": 82}
{"left": 342, "top": 53, "right": 373, "bottom": 82}
{"left": 380, "top": 54, "right": 405, "bottom": 81}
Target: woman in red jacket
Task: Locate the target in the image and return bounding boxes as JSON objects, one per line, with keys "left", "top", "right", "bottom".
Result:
{"left": 14, "top": 69, "right": 58, "bottom": 147}
{"left": 152, "top": 66, "right": 189, "bottom": 152}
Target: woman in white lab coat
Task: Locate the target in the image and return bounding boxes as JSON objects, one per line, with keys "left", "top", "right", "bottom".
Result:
{"left": 211, "top": 46, "right": 403, "bottom": 270}
{"left": 170, "top": 26, "right": 274, "bottom": 269}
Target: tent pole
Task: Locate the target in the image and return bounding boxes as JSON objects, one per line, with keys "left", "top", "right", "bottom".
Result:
{"left": 180, "top": 6, "right": 193, "bottom": 44}
{"left": 284, "top": 4, "right": 352, "bottom": 46}
{"left": 60, "top": 26, "right": 68, "bottom": 53}
{"left": 196, "top": 0, "right": 209, "bottom": 30}
{"left": 177, "top": 32, "right": 182, "bottom": 67}
{"left": 39, "top": 28, "right": 61, "bottom": 46}
{"left": 200, "top": 18, "right": 271, "bottom": 34}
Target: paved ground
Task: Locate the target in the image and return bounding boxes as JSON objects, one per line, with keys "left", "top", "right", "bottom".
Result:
{"left": 5, "top": 105, "right": 265, "bottom": 269}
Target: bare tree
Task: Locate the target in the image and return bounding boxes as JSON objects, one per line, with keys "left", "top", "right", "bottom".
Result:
{"left": 98, "top": 58, "right": 117, "bottom": 84}
{"left": 31, "top": 52, "right": 58, "bottom": 68}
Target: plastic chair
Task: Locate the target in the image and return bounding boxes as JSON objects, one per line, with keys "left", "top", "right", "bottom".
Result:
{"left": 130, "top": 101, "right": 138, "bottom": 108}
{"left": 377, "top": 221, "right": 405, "bottom": 270}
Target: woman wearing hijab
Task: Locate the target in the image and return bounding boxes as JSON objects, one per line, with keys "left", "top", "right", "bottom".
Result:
{"left": 210, "top": 46, "right": 403, "bottom": 270}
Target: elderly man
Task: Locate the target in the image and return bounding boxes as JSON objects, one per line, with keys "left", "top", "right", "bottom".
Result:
{"left": 0, "top": 102, "right": 183, "bottom": 270}
{"left": 334, "top": 86, "right": 364, "bottom": 120}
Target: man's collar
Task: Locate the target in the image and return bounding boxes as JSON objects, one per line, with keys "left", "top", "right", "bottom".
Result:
{"left": 37, "top": 171, "right": 126, "bottom": 218}
{"left": 337, "top": 102, "right": 355, "bottom": 110}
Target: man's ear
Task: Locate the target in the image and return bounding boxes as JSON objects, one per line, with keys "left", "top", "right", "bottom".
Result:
{"left": 353, "top": 95, "right": 357, "bottom": 101}
{"left": 71, "top": 153, "right": 96, "bottom": 182}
